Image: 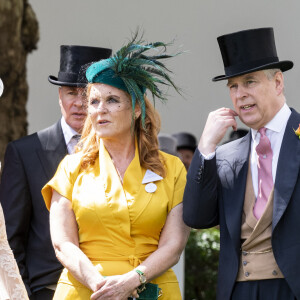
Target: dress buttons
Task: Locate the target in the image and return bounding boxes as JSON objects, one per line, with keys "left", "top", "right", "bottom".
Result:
{"left": 272, "top": 270, "right": 278, "bottom": 276}
{"left": 242, "top": 251, "right": 248, "bottom": 256}
{"left": 245, "top": 272, "right": 250, "bottom": 277}
{"left": 243, "top": 261, "right": 247, "bottom": 266}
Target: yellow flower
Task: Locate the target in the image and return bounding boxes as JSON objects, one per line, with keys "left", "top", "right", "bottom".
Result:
{"left": 295, "top": 124, "right": 300, "bottom": 139}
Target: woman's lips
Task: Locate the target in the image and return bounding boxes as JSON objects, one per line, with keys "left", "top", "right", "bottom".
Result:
{"left": 97, "top": 120, "right": 110, "bottom": 125}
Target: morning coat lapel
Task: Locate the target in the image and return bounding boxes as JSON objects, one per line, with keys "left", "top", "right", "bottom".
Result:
{"left": 221, "top": 133, "right": 251, "bottom": 253}
{"left": 273, "top": 108, "right": 300, "bottom": 230}
{"left": 37, "top": 121, "right": 67, "bottom": 180}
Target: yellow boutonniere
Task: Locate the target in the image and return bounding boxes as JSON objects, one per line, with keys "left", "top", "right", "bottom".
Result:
{"left": 295, "top": 124, "right": 300, "bottom": 139}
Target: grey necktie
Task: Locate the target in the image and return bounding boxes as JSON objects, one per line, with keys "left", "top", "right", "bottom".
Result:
{"left": 68, "top": 134, "right": 81, "bottom": 154}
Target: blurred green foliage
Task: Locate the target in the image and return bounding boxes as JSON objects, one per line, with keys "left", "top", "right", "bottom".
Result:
{"left": 185, "top": 228, "right": 220, "bottom": 300}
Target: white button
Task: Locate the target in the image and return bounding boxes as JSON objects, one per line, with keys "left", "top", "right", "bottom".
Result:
{"left": 145, "top": 183, "right": 157, "bottom": 193}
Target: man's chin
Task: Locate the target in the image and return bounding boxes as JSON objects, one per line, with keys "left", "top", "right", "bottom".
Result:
{"left": 240, "top": 119, "right": 260, "bottom": 130}
{"left": 68, "top": 122, "right": 84, "bottom": 133}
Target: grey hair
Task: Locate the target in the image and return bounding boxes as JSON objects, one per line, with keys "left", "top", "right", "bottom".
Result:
{"left": 263, "top": 68, "right": 281, "bottom": 80}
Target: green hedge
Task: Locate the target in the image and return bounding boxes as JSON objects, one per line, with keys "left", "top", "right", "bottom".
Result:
{"left": 185, "top": 228, "right": 220, "bottom": 300}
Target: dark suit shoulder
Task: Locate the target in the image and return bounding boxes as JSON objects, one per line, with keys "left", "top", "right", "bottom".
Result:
{"left": 8, "top": 132, "right": 41, "bottom": 154}
{"left": 8, "top": 121, "right": 63, "bottom": 153}
{"left": 37, "top": 121, "right": 61, "bottom": 137}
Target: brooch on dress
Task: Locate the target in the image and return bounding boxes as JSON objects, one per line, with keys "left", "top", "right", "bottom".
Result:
{"left": 142, "top": 170, "right": 163, "bottom": 193}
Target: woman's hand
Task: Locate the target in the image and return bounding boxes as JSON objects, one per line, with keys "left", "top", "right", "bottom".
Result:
{"left": 90, "top": 272, "right": 140, "bottom": 300}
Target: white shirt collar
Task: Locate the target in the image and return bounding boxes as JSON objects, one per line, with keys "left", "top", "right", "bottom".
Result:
{"left": 60, "top": 117, "right": 79, "bottom": 145}
{"left": 251, "top": 103, "right": 291, "bottom": 141}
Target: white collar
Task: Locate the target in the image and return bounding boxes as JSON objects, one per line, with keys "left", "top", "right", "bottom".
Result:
{"left": 60, "top": 117, "right": 79, "bottom": 145}
{"left": 251, "top": 103, "right": 291, "bottom": 141}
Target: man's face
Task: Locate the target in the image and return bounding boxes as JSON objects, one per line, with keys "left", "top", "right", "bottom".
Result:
{"left": 59, "top": 86, "right": 87, "bottom": 133}
{"left": 227, "top": 70, "right": 285, "bottom": 130}
{"left": 178, "top": 148, "right": 194, "bottom": 170}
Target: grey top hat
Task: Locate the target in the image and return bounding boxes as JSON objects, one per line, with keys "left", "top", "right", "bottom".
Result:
{"left": 158, "top": 133, "right": 178, "bottom": 156}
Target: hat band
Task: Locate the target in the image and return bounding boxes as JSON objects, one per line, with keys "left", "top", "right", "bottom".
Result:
{"left": 225, "top": 56, "right": 279, "bottom": 76}
{"left": 90, "top": 68, "right": 146, "bottom": 95}
{"left": 58, "top": 71, "right": 87, "bottom": 84}
{"left": 91, "top": 69, "right": 129, "bottom": 93}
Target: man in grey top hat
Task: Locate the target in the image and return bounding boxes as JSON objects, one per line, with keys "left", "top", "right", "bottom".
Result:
{"left": 183, "top": 27, "right": 300, "bottom": 299}
{"left": 0, "top": 45, "right": 111, "bottom": 300}
{"left": 158, "top": 133, "right": 178, "bottom": 156}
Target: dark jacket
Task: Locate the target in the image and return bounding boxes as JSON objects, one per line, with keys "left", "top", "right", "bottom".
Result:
{"left": 183, "top": 108, "right": 300, "bottom": 300}
{"left": 0, "top": 121, "right": 67, "bottom": 296}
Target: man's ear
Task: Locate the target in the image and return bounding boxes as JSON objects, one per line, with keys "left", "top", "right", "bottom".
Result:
{"left": 274, "top": 71, "right": 284, "bottom": 95}
{"left": 58, "top": 87, "right": 63, "bottom": 105}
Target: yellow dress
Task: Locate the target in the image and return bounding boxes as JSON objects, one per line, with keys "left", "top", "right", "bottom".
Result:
{"left": 42, "top": 139, "right": 186, "bottom": 299}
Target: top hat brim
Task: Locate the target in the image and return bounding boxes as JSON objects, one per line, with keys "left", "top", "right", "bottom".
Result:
{"left": 48, "top": 75, "right": 87, "bottom": 87}
{"left": 212, "top": 60, "right": 293, "bottom": 82}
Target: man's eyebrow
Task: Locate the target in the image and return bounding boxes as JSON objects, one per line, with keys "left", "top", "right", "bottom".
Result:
{"left": 243, "top": 75, "right": 256, "bottom": 80}
{"left": 227, "top": 74, "right": 257, "bottom": 86}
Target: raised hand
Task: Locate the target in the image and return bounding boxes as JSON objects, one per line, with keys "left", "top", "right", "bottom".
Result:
{"left": 198, "top": 107, "right": 238, "bottom": 155}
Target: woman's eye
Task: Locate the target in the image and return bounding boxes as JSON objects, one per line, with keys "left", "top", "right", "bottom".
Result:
{"left": 90, "top": 99, "right": 99, "bottom": 105}
{"left": 107, "top": 97, "right": 119, "bottom": 103}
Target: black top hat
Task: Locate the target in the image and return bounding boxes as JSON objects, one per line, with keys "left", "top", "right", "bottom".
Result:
{"left": 48, "top": 45, "right": 112, "bottom": 87}
{"left": 172, "top": 132, "right": 197, "bottom": 151}
{"left": 212, "top": 27, "right": 293, "bottom": 82}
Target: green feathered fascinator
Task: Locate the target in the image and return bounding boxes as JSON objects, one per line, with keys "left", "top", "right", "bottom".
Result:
{"left": 86, "top": 31, "right": 181, "bottom": 126}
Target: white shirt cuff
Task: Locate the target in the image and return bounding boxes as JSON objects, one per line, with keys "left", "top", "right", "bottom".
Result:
{"left": 201, "top": 151, "right": 215, "bottom": 160}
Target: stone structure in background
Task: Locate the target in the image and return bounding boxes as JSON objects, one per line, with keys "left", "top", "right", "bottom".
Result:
{"left": 0, "top": 0, "right": 39, "bottom": 162}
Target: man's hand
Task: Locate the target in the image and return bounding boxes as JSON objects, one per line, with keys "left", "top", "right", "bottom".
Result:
{"left": 199, "top": 107, "right": 238, "bottom": 155}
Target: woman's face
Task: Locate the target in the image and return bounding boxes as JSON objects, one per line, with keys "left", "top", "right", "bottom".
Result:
{"left": 88, "top": 83, "right": 140, "bottom": 140}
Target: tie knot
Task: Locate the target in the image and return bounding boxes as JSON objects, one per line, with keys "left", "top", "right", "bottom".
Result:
{"left": 72, "top": 134, "right": 81, "bottom": 142}
{"left": 258, "top": 127, "right": 267, "bottom": 136}
{"left": 256, "top": 128, "right": 272, "bottom": 156}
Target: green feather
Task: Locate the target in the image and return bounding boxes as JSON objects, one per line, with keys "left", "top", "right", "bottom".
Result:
{"left": 89, "top": 29, "right": 181, "bottom": 127}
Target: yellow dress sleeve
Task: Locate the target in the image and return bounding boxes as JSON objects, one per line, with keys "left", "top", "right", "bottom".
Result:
{"left": 42, "top": 153, "right": 82, "bottom": 210}
{"left": 167, "top": 156, "right": 187, "bottom": 213}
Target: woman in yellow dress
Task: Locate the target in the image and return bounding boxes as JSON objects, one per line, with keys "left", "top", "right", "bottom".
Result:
{"left": 42, "top": 34, "right": 190, "bottom": 300}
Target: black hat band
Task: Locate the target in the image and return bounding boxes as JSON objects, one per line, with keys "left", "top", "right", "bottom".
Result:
{"left": 57, "top": 71, "right": 87, "bottom": 84}
{"left": 225, "top": 56, "right": 279, "bottom": 76}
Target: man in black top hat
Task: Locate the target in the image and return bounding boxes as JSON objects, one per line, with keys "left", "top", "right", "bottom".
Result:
{"left": 0, "top": 45, "right": 111, "bottom": 300}
{"left": 183, "top": 27, "right": 300, "bottom": 299}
